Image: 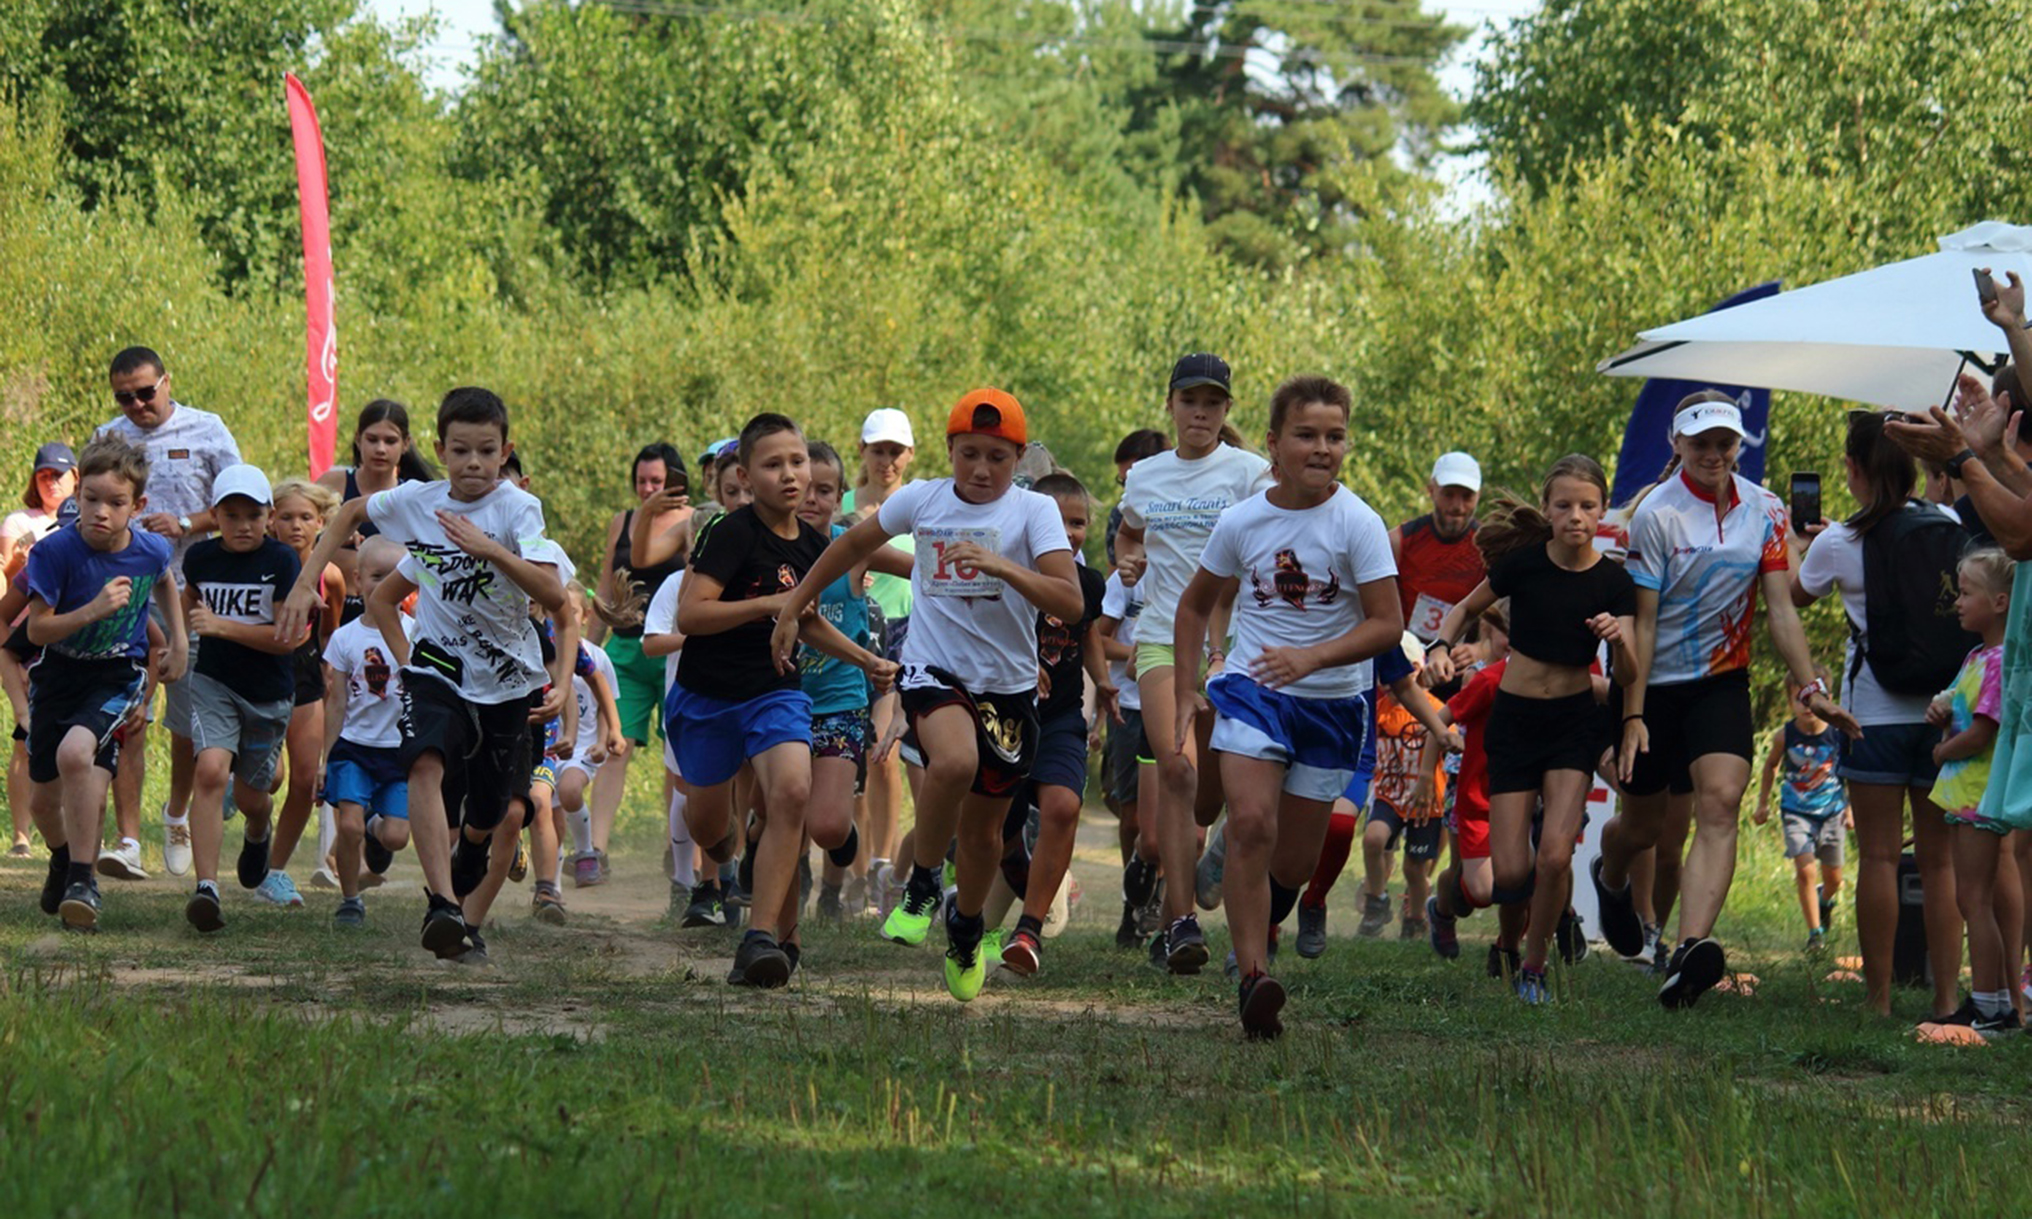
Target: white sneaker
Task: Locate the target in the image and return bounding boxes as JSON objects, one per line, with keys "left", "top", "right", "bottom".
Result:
{"left": 164, "top": 817, "right": 193, "bottom": 876}
{"left": 309, "top": 863, "right": 340, "bottom": 891}
{"left": 96, "top": 839, "right": 149, "bottom": 881}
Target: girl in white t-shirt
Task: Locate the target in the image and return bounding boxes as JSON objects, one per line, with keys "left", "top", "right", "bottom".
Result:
{"left": 1115, "top": 353, "right": 1272, "bottom": 974}
{"left": 774, "top": 389, "right": 1082, "bottom": 1004}
{"left": 1174, "top": 376, "right": 1402, "bottom": 1039}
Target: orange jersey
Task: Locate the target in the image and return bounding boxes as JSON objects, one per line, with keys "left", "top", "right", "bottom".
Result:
{"left": 1372, "top": 692, "right": 1445, "bottom": 816}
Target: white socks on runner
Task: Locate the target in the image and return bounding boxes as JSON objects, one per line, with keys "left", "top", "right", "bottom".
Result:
{"left": 667, "top": 786, "right": 693, "bottom": 887}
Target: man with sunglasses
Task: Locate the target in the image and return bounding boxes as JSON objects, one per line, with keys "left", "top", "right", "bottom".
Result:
{"left": 95, "top": 346, "right": 242, "bottom": 882}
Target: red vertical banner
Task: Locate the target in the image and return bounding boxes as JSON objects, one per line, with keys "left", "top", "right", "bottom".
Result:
{"left": 286, "top": 72, "right": 338, "bottom": 478}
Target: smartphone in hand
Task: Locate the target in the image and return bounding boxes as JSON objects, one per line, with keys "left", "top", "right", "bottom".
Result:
{"left": 1976, "top": 267, "right": 1999, "bottom": 306}
{"left": 1789, "top": 472, "right": 1821, "bottom": 531}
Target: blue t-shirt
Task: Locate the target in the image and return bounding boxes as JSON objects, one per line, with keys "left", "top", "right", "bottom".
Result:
{"left": 1780, "top": 721, "right": 1847, "bottom": 819}
{"left": 23, "top": 524, "right": 172, "bottom": 662}
{"left": 799, "top": 526, "right": 872, "bottom": 716}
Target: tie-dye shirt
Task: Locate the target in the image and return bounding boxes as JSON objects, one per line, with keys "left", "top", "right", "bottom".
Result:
{"left": 1933, "top": 643, "right": 2004, "bottom": 815}
{"left": 1627, "top": 472, "right": 1789, "bottom": 686}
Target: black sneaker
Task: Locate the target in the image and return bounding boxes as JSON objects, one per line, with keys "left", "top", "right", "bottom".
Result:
{"left": 1486, "top": 943, "right": 1520, "bottom": 980}
{"left": 1355, "top": 892, "right": 1391, "bottom": 938}
{"left": 1555, "top": 907, "right": 1589, "bottom": 965}
{"left": 681, "top": 880, "right": 727, "bottom": 928}
{"left": 1658, "top": 937, "right": 1726, "bottom": 1010}
{"left": 1164, "top": 914, "right": 1209, "bottom": 975}
{"left": 58, "top": 879, "right": 100, "bottom": 932}
{"left": 1148, "top": 927, "right": 1168, "bottom": 970}
{"left": 1926, "top": 996, "right": 1980, "bottom": 1028}
{"left": 1590, "top": 856, "right": 1644, "bottom": 958}
{"left": 237, "top": 833, "right": 271, "bottom": 890}
{"left": 1123, "top": 855, "right": 1158, "bottom": 908}
{"left": 729, "top": 930, "right": 791, "bottom": 988}
{"left": 420, "top": 897, "right": 471, "bottom": 960}
{"left": 1115, "top": 901, "right": 1142, "bottom": 949}
{"left": 1297, "top": 901, "right": 1330, "bottom": 958}
{"left": 456, "top": 929, "right": 491, "bottom": 967}
{"left": 1976, "top": 1006, "right": 2022, "bottom": 1040}
{"left": 450, "top": 833, "right": 490, "bottom": 899}
{"left": 816, "top": 883, "right": 844, "bottom": 922}
{"left": 185, "top": 882, "right": 225, "bottom": 933}
{"left": 826, "top": 824, "right": 860, "bottom": 870}
{"left": 40, "top": 857, "right": 66, "bottom": 916}
{"left": 1238, "top": 971, "right": 1286, "bottom": 1040}
{"left": 364, "top": 831, "right": 394, "bottom": 877}
{"left": 783, "top": 939, "right": 802, "bottom": 980}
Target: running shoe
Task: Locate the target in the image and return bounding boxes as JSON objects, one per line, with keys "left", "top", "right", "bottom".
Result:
{"left": 1115, "top": 901, "right": 1143, "bottom": 950}
{"left": 816, "top": 883, "right": 845, "bottom": 923}
{"left": 1002, "top": 928, "right": 1042, "bottom": 977}
{"left": 363, "top": 830, "right": 394, "bottom": 879}
{"left": 457, "top": 930, "right": 492, "bottom": 968}
{"left": 1134, "top": 878, "right": 1166, "bottom": 939}
{"left": 1399, "top": 894, "right": 1425, "bottom": 941}
{"left": 1634, "top": 922, "right": 1662, "bottom": 969}
{"left": 1657, "top": 937, "right": 1726, "bottom": 1010}
{"left": 1195, "top": 822, "right": 1227, "bottom": 911}
{"left": 1148, "top": 929, "right": 1169, "bottom": 971}
{"left": 508, "top": 836, "right": 529, "bottom": 883}
{"left": 1164, "top": 914, "right": 1209, "bottom": 975}
{"left": 1590, "top": 856, "right": 1644, "bottom": 958}
{"left": 571, "top": 850, "right": 604, "bottom": 888}
{"left": 532, "top": 881, "right": 567, "bottom": 925}
{"left": 309, "top": 862, "right": 340, "bottom": 891}
{"left": 450, "top": 833, "right": 490, "bottom": 899}
{"left": 1977, "top": 1007, "right": 2023, "bottom": 1040}
{"left": 1555, "top": 907, "right": 1589, "bottom": 965}
{"left": 333, "top": 896, "right": 366, "bottom": 927}
{"left": 1805, "top": 927, "right": 1827, "bottom": 955}
{"left": 1486, "top": 943, "right": 1520, "bottom": 981}
{"left": 163, "top": 812, "right": 192, "bottom": 876}
{"left": 186, "top": 882, "right": 225, "bottom": 932}
{"left": 1123, "top": 855, "right": 1158, "bottom": 908}
{"left": 729, "top": 930, "right": 792, "bottom": 988}
{"left": 1296, "top": 901, "right": 1330, "bottom": 959}
{"left": 1426, "top": 896, "right": 1459, "bottom": 960}
{"left": 1515, "top": 966, "right": 1549, "bottom": 1006}
{"left": 236, "top": 833, "right": 271, "bottom": 890}
{"left": 1927, "top": 997, "right": 1979, "bottom": 1028}
{"left": 96, "top": 839, "right": 148, "bottom": 881}
{"left": 39, "top": 857, "right": 66, "bottom": 915}
{"left": 58, "top": 879, "right": 100, "bottom": 932}
{"left": 1649, "top": 933, "right": 1670, "bottom": 975}
{"left": 1355, "top": 891, "right": 1391, "bottom": 938}
{"left": 254, "top": 871, "right": 304, "bottom": 907}
{"left": 882, "top": 874, "right": 940, "bottom": 946}
{"left": 943, "top": 922, "right": 988, "bottom": 1003}
{"left": 1238, "top": 970, "right": 1286, "bottom": 1040}
{"left": 420, "top": 898, "right": 472, "bottom": 960}
{"left": 681, "top": 880, "right": 727, "bottom": 928}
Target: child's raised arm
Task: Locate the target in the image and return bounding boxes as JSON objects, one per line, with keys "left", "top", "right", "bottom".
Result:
{"left": 771, "top": 515, "right": 896, "bottom": 673}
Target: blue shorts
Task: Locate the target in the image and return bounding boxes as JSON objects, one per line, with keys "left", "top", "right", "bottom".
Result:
{"left": 665, "top": 684, "right": 812, "bottom": 789}
{"left": 1340, "top": 766, "right": 1375, "bottom": 810}
{"left": 1205, "top": 673, "right": 1366, "bottom": 802}
{"left": 1839, "top": 720, "right": 1941, "bottom": 788}
{"left": 325, "top": 745, "right": 410, "bottom": 820}
{"left": 1031, "top": 708, "right": 1089, "bottom": 794}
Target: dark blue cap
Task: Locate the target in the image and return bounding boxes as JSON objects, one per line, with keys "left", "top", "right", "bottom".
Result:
{"left": 1168, "top": 353, "right": 1231, "bottom": 395}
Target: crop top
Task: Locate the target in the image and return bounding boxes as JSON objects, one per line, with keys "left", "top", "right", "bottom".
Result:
{"left": 1485, "top": 543, "right": 1637, "bottom": 669}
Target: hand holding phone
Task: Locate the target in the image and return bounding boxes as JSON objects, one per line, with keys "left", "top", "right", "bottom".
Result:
{"left": 1976, "top": 267, "right": 1999, "bottom": 306}
{"left": 1789, "top": 472, "right": 1822, "bottom": 531}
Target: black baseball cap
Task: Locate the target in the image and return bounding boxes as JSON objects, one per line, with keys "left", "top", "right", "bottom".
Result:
{"left": 33, "top": 442, "right": 75, "bottom": 474}
{"left": 1169, "top": 353, "right": 1231, "bottom": 395}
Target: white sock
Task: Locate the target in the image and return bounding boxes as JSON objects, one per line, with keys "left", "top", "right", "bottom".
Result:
{"left": 1976, "top": 989, "right": 2010, "bottom": 1018}
{"left": 569, "top": 806, "right": 594, "bottom": 856}
{"left": 120, "top": 836, "right": 140, "bottom": 852}
{"left": 667, "top": 787, "right": 694, "bottom": 887}
{"left": 163, "top": 812, "right": 188, "bottom": 827}
{"left": 316, "top": 803, "right": 336, "bottom": 861}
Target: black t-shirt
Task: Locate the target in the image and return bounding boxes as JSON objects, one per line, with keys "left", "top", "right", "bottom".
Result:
{"left": 183, "top": 536, "right": 303, "bottom": 704}
{"left": 1486, "top": 543, "right": 1637, "bottom": 669}
{"left": 675, "top": 505, "right": 828, "bottom": 704}
{"left": 1037, "top": 564, "right": 1107, "bottom": 721}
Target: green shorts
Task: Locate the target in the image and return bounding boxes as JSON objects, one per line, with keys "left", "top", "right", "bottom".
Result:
{"left": 1132, "top": 642, "right": 1176, "bottom": 678}
{"left": 603, "top": 631, "right": 668, "bottom": 745}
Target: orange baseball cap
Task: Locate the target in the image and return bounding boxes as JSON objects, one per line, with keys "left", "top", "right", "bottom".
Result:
{"left": 945, "top": 388, "right": 1027, "bottom": 447}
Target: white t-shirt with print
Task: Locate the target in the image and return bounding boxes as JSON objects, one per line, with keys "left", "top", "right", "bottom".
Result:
{"left": 644, "top": 570, "right": 685, "bottom": 690}
{"left": 878, "top": 478, "right": 1073, "bottom": 696}
{"left": 1118, "top": 444, "right": 1272, "bottom": 646}
{"left": 1796, "top": 504, "right": 1960, "bottom": 726}
{"left": 1100, "top": 571, "right": 1146, "bottom": 712}
{"left": 1196, "top": 486, "right": 1398, "bottom": 700}
{"left": 571, "top": 643, "right": 618, "bottom": 757}
{"left": 368, "top": 479, "right": 555, "bottom": 705}
{"left": 324, "top": 616, "right": 409, "bottom": 749}
{"left": 95, "top": 402, "right": 242, "bottom": 579}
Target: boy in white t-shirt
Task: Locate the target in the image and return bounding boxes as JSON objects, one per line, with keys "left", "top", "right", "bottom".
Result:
{"left": 774, "top": 389, "right": 1083, "bottom": 1002}
{"left": 321, "top": 536, "right": 413, "bottom": 923}
{"left": 278, "top": 387, "right": 570, "bottom": 960}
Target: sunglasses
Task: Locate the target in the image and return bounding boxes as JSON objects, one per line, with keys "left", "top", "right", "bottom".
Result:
{"left": 113, "top": 373, "right": 167, "bottom": 408}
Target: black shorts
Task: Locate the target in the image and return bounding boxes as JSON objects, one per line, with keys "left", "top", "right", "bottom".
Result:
{"left": 1486, "top": 688, "right": 1608, "bottom": 795}
{"left": 1367, "top": 798, "right": 1443, "bottom": 860}
{"left": 898, "top": 664, "right": 1037, "bottom": 799}
{"left": 1105, "top": 709, "right": 1149, "bottom": 806}
{"left": 398, "top": 671, "right": 535, "bottom": 833}
{"left": 292, "top": 639, "right": 326, "bottom": 707}
{"left": 1620, "top": 669, "right": 1754, "bottom": 797}
{"left": 26, "top": 656, "right": 147, "bottom": 783}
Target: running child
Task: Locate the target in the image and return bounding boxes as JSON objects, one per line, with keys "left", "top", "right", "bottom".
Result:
{"left": 1172, "top": 375, "right": 1401, "bottom": 1038}
{"left": 1424, "top": 603, "right": 1511, "bottom": 961}
{"left": 261, "top": 478, "right": 346, "bottom": 903}
{"left": 323, "top": 536, "right": 415, "bottom": 923}
{"left": 1752, "top": 665, "right": 1850, "bottom": 951}
{"left": 178, "top": 465, "right": 306, "bottom": 932}
{"left": 21, "top": 435, "right": 185, "bottom": 929}
{"left": 546, "top": 586, "right": 627, "bottom": 918}
{"left": 1425, "top": 456, "right": 1637, "bottom": 1003}
{"left": 1098, "top": 560, "right": 1158, "bottom": 947}
{"left": 773, "top": 389, "right": 1081, "bottom": 1002}
{"left": 670, "top": 414, "right": 896, "bottom": 987}
{"left": 277, "top": 386, "right": 568, "bottom": 959}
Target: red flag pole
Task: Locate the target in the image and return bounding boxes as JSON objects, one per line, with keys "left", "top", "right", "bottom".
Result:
{"left": 286, "top": 73, "right": 338, "bottom": 478}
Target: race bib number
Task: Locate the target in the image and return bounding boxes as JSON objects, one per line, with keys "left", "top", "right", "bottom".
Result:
{"left": 919, "top": 528, "right": 1004, "bottom": 598}
{"left": 1409, "top": 592, "right": 1454, "bottom": 640}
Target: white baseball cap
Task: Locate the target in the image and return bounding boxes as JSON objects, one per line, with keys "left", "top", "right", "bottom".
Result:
{"left": 210, "top": 464, "right": 273, "bottom": 507}
{"left": 860, "top": 408, "right": 916, "bottom": 448}
{"left": 1671, "top": 400, "right": 1746, "bottom": 438}
{"left": 1430, "top": 451, "right": 1482, "bottom": 492}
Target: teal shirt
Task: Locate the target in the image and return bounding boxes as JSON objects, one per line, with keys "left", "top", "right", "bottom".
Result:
{"left": 799, "top": 526, "right": 872, "bottom": 714}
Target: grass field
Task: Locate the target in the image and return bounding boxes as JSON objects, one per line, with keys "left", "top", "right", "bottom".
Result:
{"left": 2, "top": 805, "right": 2028, "bottom": 1219}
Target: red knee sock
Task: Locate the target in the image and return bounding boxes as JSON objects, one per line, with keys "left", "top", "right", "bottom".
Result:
{"left": 1303, "top": 810, "right": 1359, "bottom": 907}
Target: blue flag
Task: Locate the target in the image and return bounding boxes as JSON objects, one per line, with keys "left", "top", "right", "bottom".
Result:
{"left": 1610, "top": 282, "right": 1781, "bottom": 507}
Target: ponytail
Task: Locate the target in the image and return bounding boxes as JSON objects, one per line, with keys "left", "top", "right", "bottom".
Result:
{"left": 1478, "top": 454, "right": 1610, "bottom": 566}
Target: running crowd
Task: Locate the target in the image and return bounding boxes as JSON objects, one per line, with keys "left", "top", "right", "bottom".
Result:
{"left": 13, "top": 272, "right": 2032, "bottom": 1041}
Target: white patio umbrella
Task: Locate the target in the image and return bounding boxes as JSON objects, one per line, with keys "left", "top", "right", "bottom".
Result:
{"left": 1597, "top": 221, "right": 2032, "bottom": 408}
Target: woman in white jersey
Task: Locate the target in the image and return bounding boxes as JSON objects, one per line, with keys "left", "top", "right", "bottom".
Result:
{"left": 1116, "top": 353, "right": 1272, "bottom": 974}
{"left": 1591, "top": 393, "right": 1857, "bottom": 1010}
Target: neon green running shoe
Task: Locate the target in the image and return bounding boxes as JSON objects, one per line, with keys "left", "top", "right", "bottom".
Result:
{"left": 882, "top": 883, "right": 938, "bottom": 946}
{"left": 945, "top": 931, "right": 988, "bottom": 1002}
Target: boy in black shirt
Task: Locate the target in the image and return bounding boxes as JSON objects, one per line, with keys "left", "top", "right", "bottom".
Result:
{"left": 666, "top": 413, "right": 895, "bottom": 987}
{"left": 178, "top": 465, "right": 305, "bottom": 931}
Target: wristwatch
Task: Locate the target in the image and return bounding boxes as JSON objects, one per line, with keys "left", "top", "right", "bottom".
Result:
{"left": 176, "top": 514, "right": 193, "bottom": 534}
{"left": 1946, "top": 448, "right": 1978, "bottom": 480}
